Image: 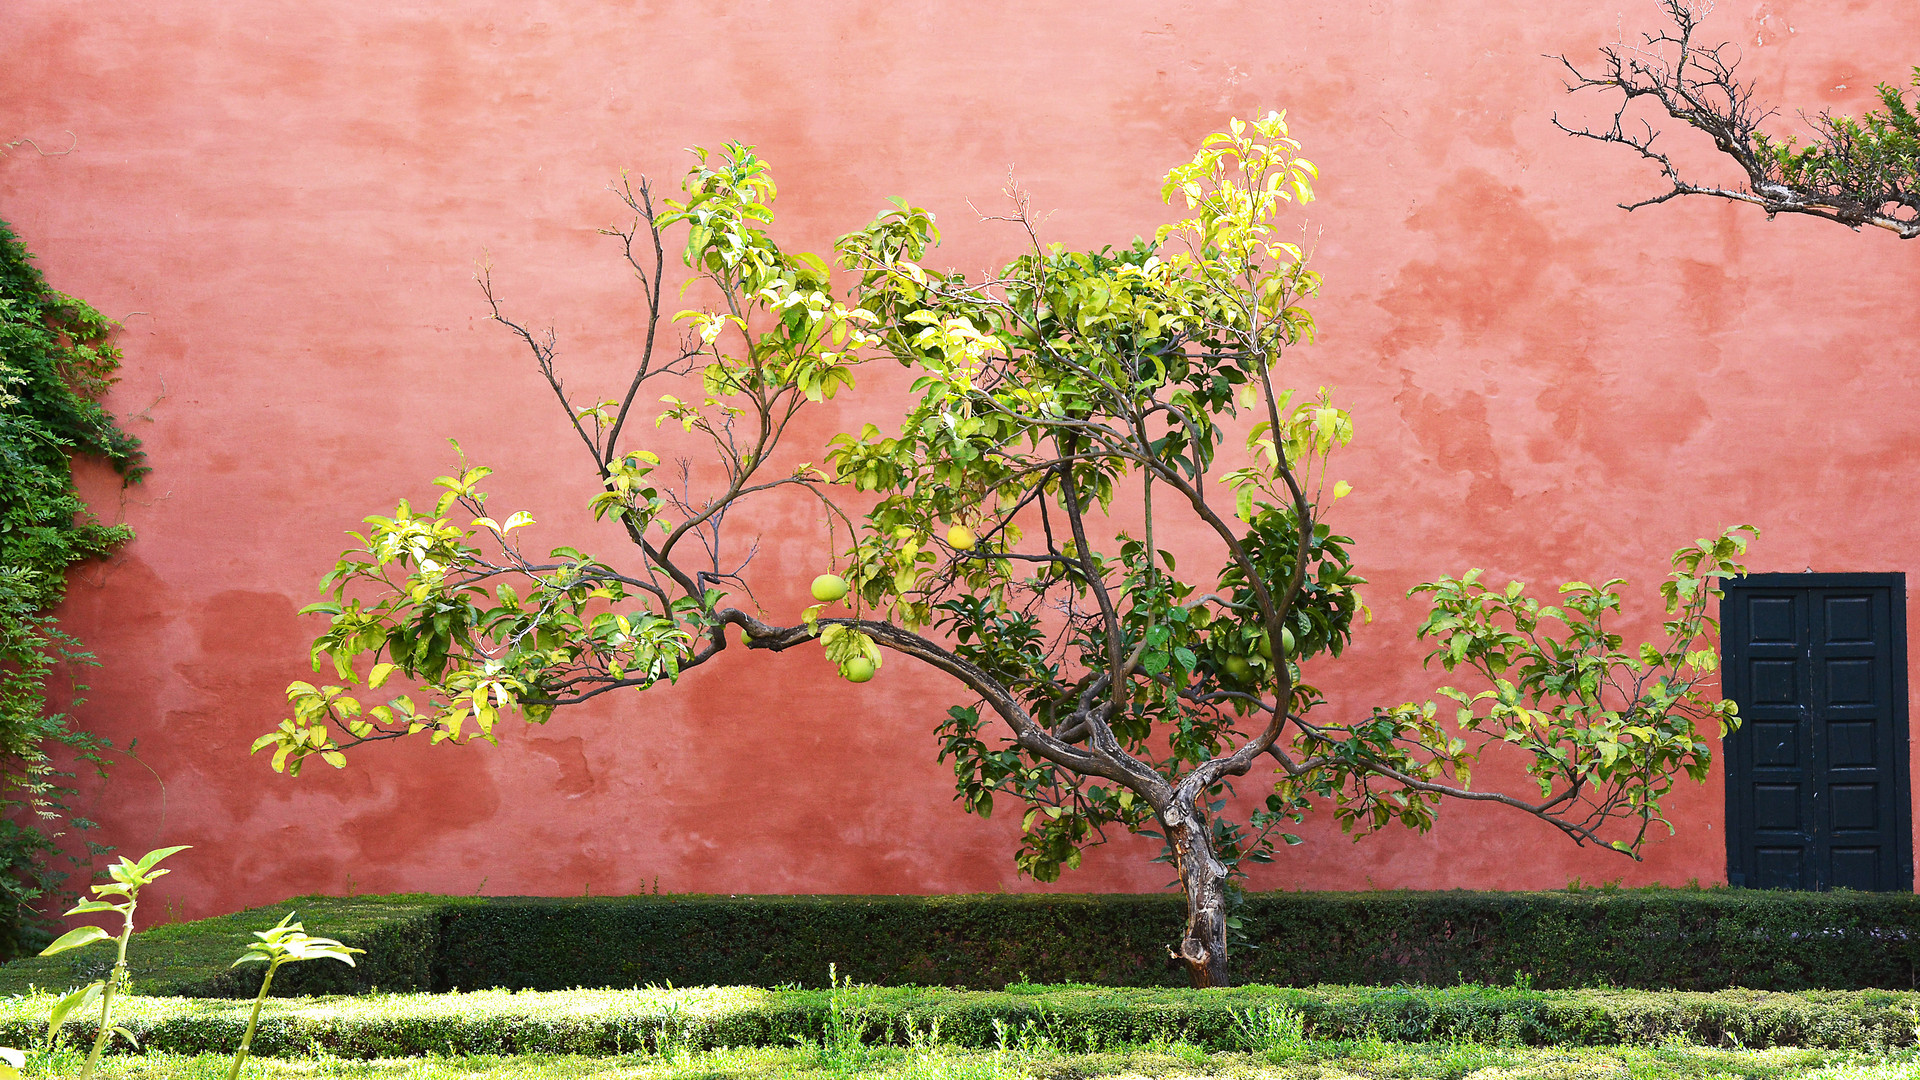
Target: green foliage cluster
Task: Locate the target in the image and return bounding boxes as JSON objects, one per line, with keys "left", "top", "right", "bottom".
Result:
{"left": 13, "top": 890, "right": 1920, "bottom": 998}
{"left": 0, "top": 220, "right": 144, "bottom": 950}
{"left": 7, "top": 982, "right": 1920, "bottom": 1059}
{"left": 1753, "top": 68, "right": 1920, "bottom": 225}
{"left": 0, "top": 223, "right": 144, "bottom": 604}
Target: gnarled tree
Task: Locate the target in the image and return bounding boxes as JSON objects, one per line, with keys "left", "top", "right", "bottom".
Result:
{"left": 1556, "top": 0, "right": 1919, "bottom": 238}
{"left": 261, "top": 115, "right": 1751, "bottom": 987}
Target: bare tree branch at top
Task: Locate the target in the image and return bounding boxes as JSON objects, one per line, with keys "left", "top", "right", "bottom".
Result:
{"left": 1554, "top": 0, "right": 1920, "bottom": 239}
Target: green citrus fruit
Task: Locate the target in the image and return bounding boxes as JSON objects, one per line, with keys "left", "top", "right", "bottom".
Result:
{"left": 811, "top": 574, "right": 850, "bottom": 602}
{"left": 843, "top": 656, "right": 876, "bottom": 682}
{"left": 1281, "top": 627, "right": 1297, "bottom": 655}
{"left": 1223, "top": 655, "right": 1252, "bottom": 680}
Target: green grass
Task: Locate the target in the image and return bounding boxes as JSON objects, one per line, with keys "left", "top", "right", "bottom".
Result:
{"left": 13, "top": 983, "right": 1920, "bottom": 1060}
{"left": 64, "top": 1043, "right": 1920, "bottom": 1079}
{"left": 14, "top": 982, "right": 1920, "bottom": 1058}
{"left": 22, "top": 982, "right": 1920, "bottom": 1077}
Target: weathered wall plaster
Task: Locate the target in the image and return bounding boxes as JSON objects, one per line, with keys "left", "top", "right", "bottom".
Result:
{"left": 3, "top": 0, "right": 1917, "bottom": 921}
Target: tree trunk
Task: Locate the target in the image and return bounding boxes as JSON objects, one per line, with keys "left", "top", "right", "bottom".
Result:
{"left": 1164, "top": 805, "right": 1231, "bottom": 988}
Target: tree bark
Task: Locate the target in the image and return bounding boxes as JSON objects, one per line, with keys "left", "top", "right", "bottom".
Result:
{"left": 1164, "top": 804, "right": 1231, "bottom": 988}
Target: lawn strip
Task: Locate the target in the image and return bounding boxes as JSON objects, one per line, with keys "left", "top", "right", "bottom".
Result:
{"left": 8, "top": 984, "right": 1920, "bottom": 1059}
{"left": 74, "top": 1044, "right": 1920, "bottom": 1080}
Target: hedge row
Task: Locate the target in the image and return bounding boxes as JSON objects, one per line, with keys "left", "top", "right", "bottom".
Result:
{"left": 6, "top": 889, "right": 1920, "bottom": 996}
{"left": 6, "top": 984, "right": 1920, "bottom": 1057}
{"left": 435, "top": 891, "right": 1920, "bottom": 992}
{"left": 0, "top": 894, "right": 468, "bottom": 998}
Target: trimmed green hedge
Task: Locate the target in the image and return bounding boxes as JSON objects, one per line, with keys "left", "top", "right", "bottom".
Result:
{"left": 6, "top": 984, "right": 1920, "bottom": 1057}
{"left": 5, "top": 889, "right": 1920, "bottom": 996}
{"left": 437, "top": 893, "right": 1178, "bottom": 991}
{"left": 0, "top": 894, "right": 472, "bottom": 998}
{"left": 435, "top": 891, "right": 1920, "bottom": 992}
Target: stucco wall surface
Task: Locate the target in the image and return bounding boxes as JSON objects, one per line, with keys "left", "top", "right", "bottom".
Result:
{"left": 3, "top": 0, "right": 1917, "bottom": 923}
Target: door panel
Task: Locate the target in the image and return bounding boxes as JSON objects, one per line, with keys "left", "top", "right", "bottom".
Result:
{"left": 1754, "top": 846, "right": 1805, "bottom": 889}
{"left": 1832, "top": 848, "right": 1879, "bottom": 890}
{"left": 1723, "top": 574, "right": 1911, "bottom": 892}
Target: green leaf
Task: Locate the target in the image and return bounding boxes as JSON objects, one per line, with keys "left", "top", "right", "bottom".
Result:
{"left": 40, "top": 925, "right": 110, "bottom": 956}
{"left": 46, "top": 982, "right": 102, "bottom": 1041}
{"left": 133, "top": 844, "right": 191, "bottom": 872}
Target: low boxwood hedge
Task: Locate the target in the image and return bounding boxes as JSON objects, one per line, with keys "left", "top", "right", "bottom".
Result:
{"left": 6, "top": 984, "right": 1920, "bottom": 1057}
{"left": 0, "top": 894, "right": 471, "bottom": 998}
{"left": 434, "top": 890, "right": 1920, "bottom": 992}
{"left": 3, "top": 889, "right": 1919, "bottom": 996}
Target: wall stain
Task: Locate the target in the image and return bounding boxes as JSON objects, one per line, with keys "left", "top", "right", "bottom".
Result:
{"left": 524, "top": 735, "right": 597, "bottom": 797}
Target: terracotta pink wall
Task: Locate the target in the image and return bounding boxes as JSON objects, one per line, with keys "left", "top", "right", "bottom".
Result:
{"left": 4, "top": 1, "right": 1918, "bottom": 922}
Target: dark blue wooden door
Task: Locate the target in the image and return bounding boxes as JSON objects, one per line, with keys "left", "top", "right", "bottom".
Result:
{"left": 1722, "top": 574, "right": 1912, "bottom": 891}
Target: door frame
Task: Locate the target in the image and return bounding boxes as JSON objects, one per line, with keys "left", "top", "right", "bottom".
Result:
{"left": 1720, "top": 572, "right": 1913, "bottom": 890}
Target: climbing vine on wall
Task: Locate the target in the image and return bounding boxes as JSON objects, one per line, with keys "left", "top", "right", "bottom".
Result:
{"left": 0, "top": 218, "right": 145, "bottom": 952}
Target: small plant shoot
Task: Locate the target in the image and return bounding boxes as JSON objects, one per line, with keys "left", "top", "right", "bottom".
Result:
{"left": 226, "top": 913, "right": 363, "bottom": 1080}
{"left": 264, "top": 114, "right": 1751, "bottom": 986}
{"left": 39, "top": 845, "right": 188, "bottom": 1080}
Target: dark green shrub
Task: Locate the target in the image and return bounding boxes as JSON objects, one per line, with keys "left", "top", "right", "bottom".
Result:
{"left": 437, "top": 893, "right": 1185, "bottom": 991}
{"left": 1235, "top": 889, "right": 1920, "bottom": 990}
{"left": 437, "top": 890, "right": 1920, "bottom": 992}
{"left": 6, "top": 888, "right": 1918, "bottom": 997}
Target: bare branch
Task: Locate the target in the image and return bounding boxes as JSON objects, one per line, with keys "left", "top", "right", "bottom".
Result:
{"left": 1554, "top": 0, "right": 1920, "bottom": 238}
